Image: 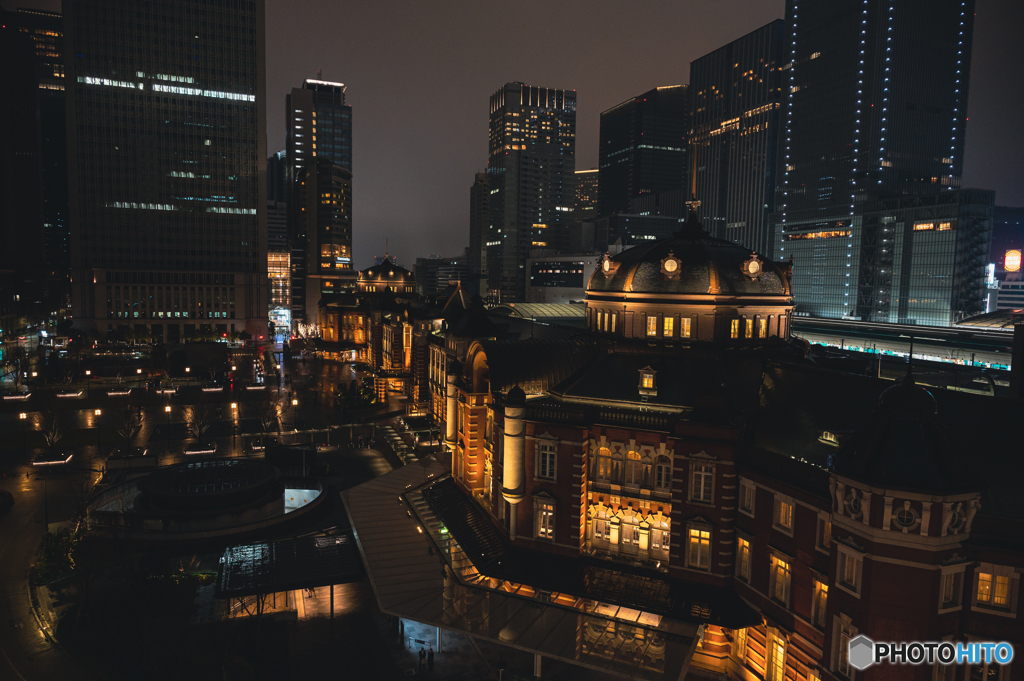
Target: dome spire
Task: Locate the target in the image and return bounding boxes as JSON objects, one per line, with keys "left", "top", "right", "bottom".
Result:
{"left": 675, "top": 199, "right": 707, "bottom": 238}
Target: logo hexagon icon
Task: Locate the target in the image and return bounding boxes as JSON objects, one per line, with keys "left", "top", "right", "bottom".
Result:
{"left": 848, "top": 634, "right": 875, "bottom": 671}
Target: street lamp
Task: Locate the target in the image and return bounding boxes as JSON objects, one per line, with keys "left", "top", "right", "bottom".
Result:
{"left": 94, "top": 409, "right": 102, "bottom": 449}
{"left": 85, "top": 369, "right": 91, "bottom": 397}
{"left": 19, "top": 412, "right": 27, "bottom": 456}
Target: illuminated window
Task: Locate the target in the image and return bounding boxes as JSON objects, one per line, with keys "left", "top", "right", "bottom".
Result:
{"left": 681, "top": 317, "right": 691, "bottom": 338}
{"left": 758, "top": 318, "right": 767, "bottom": 338}
{"left": 977, "top": 573, "right": 1010, "bottom": 607}
{"left": 688, "top": 527, "right": 711, "bottom": 570}
{"left": 817, "top": 516, "right": 832, "bottom": 549}
{"left": 839, "top": 550, "right": 862, "bottom": 593}
{"left": 913, "top": 222, "right": 935, "bottom": 231}
{"left": 812, "top": 580, "right": 828, "bottom": 628}
{"left": 769, "top": 635, "right": 786, "bottom": 681}
{"left": 770, "top": 554, "right": 791, "bottom": 603}
{"left": 736, "top": 537, "right": 751, "bottom": 581}
{"left": 663, "top": 317, "right": 674, "bottom": 337}
{"left": 537, "top": 501, "right": 555, "bottom": 539}
{"left": 775, "top": 499, "right": 793, "bottom": 530}
{"left": 730, "top": 319, "right": 740, "bottom": 339}
{"left": 641, "top": 373, "right": 654, "bottom": 389}
{"left": 733, "top": 628, "right": 747, "bottom": 662}
{"left": 625, "top": 451, "right": 642, "bottom": 486}
{"left": 647, "top": 316, "right": 658, "bottom": 336}
{"left": 745, "top": 318, "right": 753, "bottom": 338}
{"left": 595, "top": 447, "right": 612, "bottom": 481}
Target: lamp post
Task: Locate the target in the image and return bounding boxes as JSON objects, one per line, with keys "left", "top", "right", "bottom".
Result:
{"left": 231, "top": 402, "right": 238, "bottom": 454}
{"left": 19, "top": 412, "right": 27, "bottom": 456}
{"left": 85, "top": 369, "right": 91, "bottom": 397}
{"left": 94, "top": 408, "right": 102, "bottom": 450}
{"left": 136, "top": 367, "right": 142, "bottom": 388}
{"left": 164, "top": 404, "right": 172, "bottom": 444}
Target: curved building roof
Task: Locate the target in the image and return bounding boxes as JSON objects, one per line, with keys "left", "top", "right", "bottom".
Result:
{"left": 358, "top": 256, "right": 414, "bottom": 283}
{"left": 587, "top": 207, "right": 791, "bottom": 298}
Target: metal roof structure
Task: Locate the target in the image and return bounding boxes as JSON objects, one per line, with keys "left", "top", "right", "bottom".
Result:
{"left": 342, "top": 459, "right": 704, "bottom": 680}
{"left": 216, "top": 534, "right": 364, "bottom": 598}
{"left": 488, "top": 303, "right": 586, "bottom": 319}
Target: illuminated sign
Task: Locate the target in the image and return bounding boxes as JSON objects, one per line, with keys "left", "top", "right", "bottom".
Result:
{"left": 1006, "top": 250, "right": 1022, "bottom": 273}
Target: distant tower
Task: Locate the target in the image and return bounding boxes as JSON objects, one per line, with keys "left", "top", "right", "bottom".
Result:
{"left": 468, "top": 172, "right": 489, "bottom": 296}
{"left": 487, "top": 83, "right": 576, "bottom": 302}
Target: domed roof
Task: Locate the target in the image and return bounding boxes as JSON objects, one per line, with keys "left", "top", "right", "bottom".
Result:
{"left": 830, "top": 370, "right": 975, "bottom": 494}
{"left": 359, "top": 256, "right": 413, "bottom": 282}
{"left": 587, "top": 205, "right": 791, "bottom": 298}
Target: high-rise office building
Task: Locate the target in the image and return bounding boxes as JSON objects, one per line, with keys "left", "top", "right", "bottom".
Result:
{"left": 267, "top": 199, "right": 289, "bottom": 331}
{"left": 64, "top": 0, "right": 268, "bottom": 340}
{"left": 13, "top": 8, "right": 69, "bottom": 292}
{"left": 691, "top": 21, "right": 784, "bottom": 255}
{"left": 573, "top": 168, "right": 599, "bottom": 224}
{"left": 772, "top": 0, "right": 986, "bottom": 325}
{"left": 486, "top": 82, "right": 576, "bottom": 302}
{"left": 467, "top": 172, "right": 488, "bottom": 295}
{"left": 285, "top": 79, "right": 351, "bottom": 200}
{"left": 290, "top": 158, "right": 352, "bottom": 327}
{"left": 598, "top": 85, "right": 689, "bottom": 219}
{"left": 0, "top": 10, "right": 47, "bottom": 333}
{"left": 267, "top": 149, "right": 287, "bottom": 203}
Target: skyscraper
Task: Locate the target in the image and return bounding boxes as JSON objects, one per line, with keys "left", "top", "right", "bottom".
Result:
{"left": 598, "top": 85, "right": 689, "bottom": 219}
{"left": 0, "top": 10, "right": 47, "bottom": 333}
{"left": 64, "top": 0, "right": 268, "bottom": 340}
{"left": 468, "top": 172, "right": 488, "bottom": 295}
{"left": 573, "top": 168, "right": 599, "bottom": 225}
{"left": 290, "top": 158, "right": 352, "bottom": 328}
{"left": 285, "top": 79, "right": 351, "bottom": 200}
{"left": 771, "top": 0, "right": 987, "bottom": 325}
{"left": 12, "top": 8, "right": 69, "bottom": 305}
{"left": 267, "top": 149, "right": 287, "bottom": 203}
{"left": 690, "top": 21, "right": 784, "bottom": 255}
{"left": 486, "top": 82, "right": 576, "bottom": 302}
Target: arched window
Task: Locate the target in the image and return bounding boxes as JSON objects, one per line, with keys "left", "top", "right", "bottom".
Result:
{"left": 641, "top": 455, "right": 653, "bottom": 487}
{"left": 655, "top": 456, "right": 672, "bottom": 491}
{"left": 595, "top": 447, "right": 612, "bottom": 482}
{"left": 590, "top": 507, "right": 609, "bottom": 543}
{"left": 651, "top": 520, "right": 671, "bottom": 555}
{"left": 625, "top": 451, "right": 642, "bottom": 486}
{"left": 611, "top": 450, "right": 624, "bottom": 482}
{"left": 620, "top": 514, "right": 640, "bottom": 552}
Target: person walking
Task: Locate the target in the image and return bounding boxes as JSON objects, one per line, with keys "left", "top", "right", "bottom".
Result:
{"left": 419, "top": 647, "right": 426, "bottom": 672}
{"left": 427, "top": 646, "right": 434, "bottom": 672}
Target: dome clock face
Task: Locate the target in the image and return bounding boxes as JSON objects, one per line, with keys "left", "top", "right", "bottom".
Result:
{"left": 602, "top": 258, "right": 610, "bottom": 273}
{"left": 664, "top": 259, "right": 678, "bottom": 273}
{"left": 747, "top": 260, "right": 760, "bottom": 275}
{"left": 742, "top": 256, "right": 763, "bottom": 278}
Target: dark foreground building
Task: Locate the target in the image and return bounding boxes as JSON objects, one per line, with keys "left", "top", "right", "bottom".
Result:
{"left": 343, "top": 206, "right": 1024, "bottom": 680}
{"left": 64, "top": 0, "right": 268, "bottom": 340}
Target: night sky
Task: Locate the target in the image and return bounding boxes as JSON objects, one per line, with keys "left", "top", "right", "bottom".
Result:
{"left": 19, "top": 0, "right": 1024, "bottom": 269}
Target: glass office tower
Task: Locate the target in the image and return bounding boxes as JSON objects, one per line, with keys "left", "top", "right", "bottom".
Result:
{"left": 772, "top": 0, "right": 987, "bottom": 326}
{"left": 486, "top": 82, "right": 576, "bottom": 302}
{"left": 65, "top": 0, "right": 268, "bottom": 340}
{"left": 598, "top": 85, "right": 689, "bottom": 219}
{"left": 285, "top": 79, "right": 351, "bottom": 199}
{"left": 690, "top": 21, "right": 783, "bottom": 256}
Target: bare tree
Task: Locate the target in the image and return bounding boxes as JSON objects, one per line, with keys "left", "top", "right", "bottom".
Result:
{"left": 1, "top": 342, "right": 27, "bottom": 390}
{"left": 254, "top": 390, "right": 282, "bottom": 444}
{"left": 35, "top": 408, "right": 64, "bottom": 456}
{"left": 184, "top": 399, "right": 215, "bottom": 441}
{"left": 115, "top": 400, "right": 145, "bottom": 451}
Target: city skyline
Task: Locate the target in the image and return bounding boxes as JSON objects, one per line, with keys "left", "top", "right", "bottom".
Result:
{"left": 12, "top": 0, "right": 1023, "bottom": 273}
